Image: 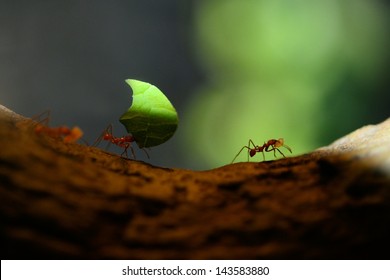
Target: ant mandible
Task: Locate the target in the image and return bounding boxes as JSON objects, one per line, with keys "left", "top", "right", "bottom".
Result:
{"left": 93, "top": 124, "right": 149, "bottom": 159}
{"left": 33, "top": 111, "right": 83, "bottom": 143}
{"left": 231, "top": 138, "right": 292, "bottom": 163}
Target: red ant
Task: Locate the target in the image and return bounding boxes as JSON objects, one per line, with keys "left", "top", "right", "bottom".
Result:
{"left": 32, "top": 111, "right": 83, "bottom": 143}
{"left": 231, "top": 138, "right": 292, "bottom": 163}
{"left": 93, "top": 124, "right": 149, "bottom": 159}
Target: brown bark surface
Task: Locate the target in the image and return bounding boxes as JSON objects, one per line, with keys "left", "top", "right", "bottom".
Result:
{"left": 1, "top": 104, "right": 390, "bottom": 259}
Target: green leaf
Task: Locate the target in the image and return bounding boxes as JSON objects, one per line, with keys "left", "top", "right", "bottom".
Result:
{"left": 119, "top": 79, "right": 179, "bottom": 148}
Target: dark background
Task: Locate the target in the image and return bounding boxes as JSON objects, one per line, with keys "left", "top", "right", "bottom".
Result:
{"left": 0, "top": 0, "right": 203, "bottom": 168}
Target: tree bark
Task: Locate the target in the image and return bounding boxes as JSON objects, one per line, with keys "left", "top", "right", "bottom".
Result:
{"left": 1, "top": 104, "right": 390, "bottom": 259}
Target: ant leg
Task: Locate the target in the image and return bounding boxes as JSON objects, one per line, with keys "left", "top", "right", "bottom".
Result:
{"left": 32, "top": 110, "right": 51, "bottom": 126}
{"left": 269, "top": 147, "right": 287, "bottom": 158}
{"left": 270, "top": 144, "right": 292, "bottom": 158}
{"left": 283, "top": 144, "right": 292, "bottom": 154}
{"left": 106, "top": 124, "right": 114, "bottom": 135}
{"left": 92, "top": 129, "right": 105, "bottom": 147}
{"left": 275, "top": 148, "right": 286, "bottom": 158}
{"left": 273, "top": 139, "right": 292, "bottom": 154}
{"left": 31, "top": 110, "right": 51, "bottom": 133}
{"left": 247, "top": 139, "right": 251, "bottom": 162}
{"left": 129, "top": 146, "right": 136, "bottom": 159}
{"left": 121, "top": 143, "right": 129, "bottom": 158}
{"left": 120, "top": 143, "right": 137, "bottom": 159}
{"left": 263, "top": 144, "right": 277, "bottom": 158}
{"left": 142, "top": 148, "right": 150, "bottom": 159}
{"left": 92, "top": 124, "right": 112, "bottom": 147}
{"left": 231, "top": 145, "right": 251, "bottom": 164}
{"left": 254, "top": 143, "right": 266, "bottom": 162}
{"left": 120, "top": 149, "right": 128, "bottom": 158}
{"left": 248, "top": 139, "right": 257, "bottom": 148}
{"left": 266, "top": 146, "right": 283, "bottom": 158}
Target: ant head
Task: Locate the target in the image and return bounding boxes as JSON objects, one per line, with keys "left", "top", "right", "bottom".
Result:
{"left": 274, "top": 138, "right": 284, "bottom": 147}
{"left": 34, "top": 125, "right": 44, "bottom": 133}
{"left": 249, "top": 149, "right": 256, "bottom": 157}
{"left": 103, "top": 133, "right": 111, "bottom": 140}
{"left": 64, "top": 127, "right": 83, "bottom": 143}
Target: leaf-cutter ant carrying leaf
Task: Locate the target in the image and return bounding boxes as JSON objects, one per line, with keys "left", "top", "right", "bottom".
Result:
{"left": 93, "top": 124, "right": 149, "bottom": 159}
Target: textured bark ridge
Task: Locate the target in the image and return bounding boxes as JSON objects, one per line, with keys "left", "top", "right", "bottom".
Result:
{"left": 1, "top": 104, "right": 389, "bottom": 259}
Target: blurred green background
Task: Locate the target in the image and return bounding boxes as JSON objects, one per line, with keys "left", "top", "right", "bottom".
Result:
{"left": 182, "top": 0, "right": 390, "bottom": 169}
{"left": 0, "top": 0, "right": 389, "bottom": 170}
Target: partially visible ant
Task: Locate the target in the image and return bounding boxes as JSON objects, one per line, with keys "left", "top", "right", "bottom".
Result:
{"left": 93, "top": 124, "right": 149, "bottom": 159}
{"left": 231, "top": 138, "right": 292, "bottom": 163}
{"left": 32, "top": 111, "right": 83, "bottom": 143}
